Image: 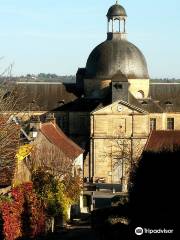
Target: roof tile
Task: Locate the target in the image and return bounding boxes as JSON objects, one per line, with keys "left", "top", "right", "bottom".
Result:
{"left": 145, "top": 130, "right": 180, "bottom": 152}
{"left": 40, "top": 122, "right": 84, "bottom": 159}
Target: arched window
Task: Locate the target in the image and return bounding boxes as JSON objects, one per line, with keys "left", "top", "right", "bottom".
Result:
{"left": 114, "top": 19, "right": 120, "bottom": 32}
{"left": 136, "top": 90, "right": 144, "bottom": 99}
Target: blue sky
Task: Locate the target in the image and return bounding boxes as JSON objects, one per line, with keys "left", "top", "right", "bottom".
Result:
{"left": 0, "top": 0, "right": 179, "bottom": 78}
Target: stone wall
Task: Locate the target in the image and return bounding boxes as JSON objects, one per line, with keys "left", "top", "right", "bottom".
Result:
{"left": 91, "top": 105, "right": 180, "bottom": 183}
{"left": 128, "top": 79, "right": 150, "bottom": 98}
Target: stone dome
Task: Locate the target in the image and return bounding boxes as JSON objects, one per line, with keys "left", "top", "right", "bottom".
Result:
{"left": 107, "top": 3, "right": 127, "bottom": 18}
{"left": 85, "top": 38, "right": 149, "bottom": 79}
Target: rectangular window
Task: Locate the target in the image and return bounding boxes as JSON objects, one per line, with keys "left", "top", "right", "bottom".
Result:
{"left": 167, "top": 118, "right": 174, "bottom": 130}
{"left": 150, "top": 118, "right": 156, "bottom": 131}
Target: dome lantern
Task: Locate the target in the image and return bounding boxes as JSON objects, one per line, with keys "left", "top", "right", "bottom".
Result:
{"left": 83, "top": 1, "right": 149, "bottom": 100}
{"left": 107, "top": 1, "right": 127, "bottom": 39}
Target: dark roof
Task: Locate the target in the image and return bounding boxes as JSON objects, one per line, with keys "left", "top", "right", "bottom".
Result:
{"left": 107, "top": 3, "right": 127, "bottom": 18}
{"left": 128, "top": 93, "right": 146, "bottom": 110}
{"left": 137, "top": 98, "right": 164, "bottom": 113}
{"left": 54, "top": 97, "right": 108, "bottom": 112}
{"left": 149, "top": 83, "right": 180, "bottom": 112}
{"left": 40, "top": 122, "right": 84, "bottom": 159}
{"left": 86, "top": 39, "right": 149, "bottom": 79}
{"left": 150, "top": 83, "right": 180, "bottom": 101}
{"left": 145, "top": 130, "right": 180, "bottom": 152}
{"left": 15, "top": 82, "right": 78, "bottom": 111}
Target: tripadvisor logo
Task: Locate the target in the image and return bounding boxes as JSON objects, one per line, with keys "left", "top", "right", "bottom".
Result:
{"left": 135, "top": 227, "right": 143, "bottom": 235}
{"left": 135, "top": 227, "right": 174, "bottom": 235}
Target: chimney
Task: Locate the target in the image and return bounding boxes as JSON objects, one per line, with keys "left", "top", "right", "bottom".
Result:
{"left": 29, "top": 115, "right": 41, "bottom": 130}
{"left": 29, "top": 115, "right": 41, "bottom": 139}
{"left": 45, "top": 112, "right": 56, "bottom": 125}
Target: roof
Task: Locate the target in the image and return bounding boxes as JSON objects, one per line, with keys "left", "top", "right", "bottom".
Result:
{"left": 40, "top": 122, "right": 84, "bottom": 159}
{"left": 54, "top": 97, "right": 105, "bottom": 112}
{"left": 14, "top": 82, "right": 78, "bottom": 111}
{"left": 107, "top": 3, "right": 127, "bottom": 18}
{"left": 150, "top": 83, "right": 180, "bottom": 101}
{"left": 148, "top": 83, "right": 180, "bottom": 112}
{"left": 135, "top": 98, "right": 165, "bottom": 113}
{"left": 86, "top": 39, "right": 149, "bottom": 80}
{"left": 144, "top": 130, "right": 180, "bottom": 152}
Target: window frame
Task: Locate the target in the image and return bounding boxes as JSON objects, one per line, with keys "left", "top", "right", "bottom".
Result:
{"left": 150, "top": 118, "right": 156, "bottom": 131}
{"left": 167, "top": 118, "right": 174, "bottom": 130}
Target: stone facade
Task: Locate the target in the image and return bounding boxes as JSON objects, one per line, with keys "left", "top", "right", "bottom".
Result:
{"left": 90, "top": 101, "right": 147, "bottom": 184}
{"left": 128, "top": 79, "right": 150, "bottom": 99}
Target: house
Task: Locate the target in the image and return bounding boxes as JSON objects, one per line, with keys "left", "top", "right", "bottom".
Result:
{"left": 0, "top": 116, "right": 84, "bottom": 195}
{"left": 30, "top": 120, "right": 84, "bottom": 179}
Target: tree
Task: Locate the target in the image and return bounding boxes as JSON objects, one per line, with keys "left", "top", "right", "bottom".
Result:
{"left": 32, "top": 170, "right": 82, "bottom": 231}
{"left": 0, "top": 86, "right": 22, "bottom": 187}
{"left": 114, "top": 138, "right": 143, "bottom": 191}
{"left": 29, "top": 141, "right": 74, "bottom": 180}
{"left": 0, "top": 59, "right": 27, "bottom": 188}
{"left": 102, "top": 131, "right": 144, "bottom": 192}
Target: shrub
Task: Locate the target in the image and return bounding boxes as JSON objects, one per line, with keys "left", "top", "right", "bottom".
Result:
{"left": 0, "top": 187, "right": 24, "bottom": 240}
{"left": 0, "top": 182, "right": 46, "bottom": 240}
{"left": 32, "top": 170, "right": 75, "bottom": 221}
{"left": 21, "top": 183, "right": 46, "bottom": 238}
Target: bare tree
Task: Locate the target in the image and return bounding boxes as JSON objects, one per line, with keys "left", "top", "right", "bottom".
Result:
{"left": 0, "top": 118, "right": 19, "bottom": 164}
{"left": 0, "top": 87, "right": 22, "bottom": 186}
{"left": 111, "top": 137, "right": 143, "bottom": 192}
{"left": 0, "top": 62, "right": 27, "bottom": 187}
{"left": 29, "top": 139, "right": 74, "bottom": 181}
{"left": 101, "top": 130, "right": 144, "bottom": 192}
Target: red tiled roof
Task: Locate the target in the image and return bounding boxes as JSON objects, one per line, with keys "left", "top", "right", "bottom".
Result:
{"left": 145, "top": 130, "right": 180, "bottom": 152}
{"left": 40, "top": 122, "right": 84, "bottom": 159}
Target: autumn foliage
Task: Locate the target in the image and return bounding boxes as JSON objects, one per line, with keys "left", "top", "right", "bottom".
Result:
{"left": 0, "top": 182, "right": 46, "bottom": 240}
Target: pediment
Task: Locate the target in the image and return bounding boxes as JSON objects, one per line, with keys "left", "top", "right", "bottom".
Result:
{"left": 92, "top": 99, "right": 147, "bottom": 115}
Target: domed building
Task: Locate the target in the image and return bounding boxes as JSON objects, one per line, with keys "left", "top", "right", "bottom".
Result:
{"left": 15, "top": 2, "right": 180, "bottom": 190}
{"left": 73, "top": 1, "right": 180, "bottom": 187}
{"left": 81, "top": 0, "right": 149, "bottom": 101}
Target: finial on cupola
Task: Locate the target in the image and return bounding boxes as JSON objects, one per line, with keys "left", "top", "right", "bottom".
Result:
{"left": 116, "top": 0, "right": 119, "bottom": 4}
